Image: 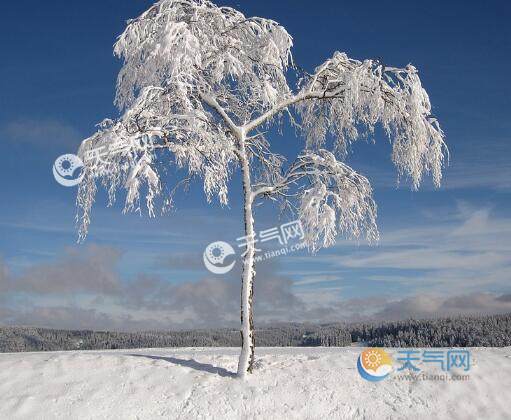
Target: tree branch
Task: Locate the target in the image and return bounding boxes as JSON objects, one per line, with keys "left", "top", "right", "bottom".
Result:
{"left": 200, "top": 92, "right": 241, "bottom": 138}
{"left": 243, "top": 87, "right": 346, "bottom": 134}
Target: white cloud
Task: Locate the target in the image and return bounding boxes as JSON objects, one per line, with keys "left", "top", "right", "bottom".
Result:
{"left": 296, "top": 204, "right": 511, "bottom": 294}
{"left": 1, "top": 202, "right": 510, "bottom": 330}
{"left": 1, "top": 118, "right": 81, "bottom": 148}
{"left": 374, "top": 292, "right": 511, "bottom": 320}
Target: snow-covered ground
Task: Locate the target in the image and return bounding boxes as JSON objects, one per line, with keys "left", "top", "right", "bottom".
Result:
{"left": 0, "top": 347, "right": 509, "bottom": 419}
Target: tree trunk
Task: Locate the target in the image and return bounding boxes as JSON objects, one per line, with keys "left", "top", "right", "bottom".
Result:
{"left": 237, "top": 132, "right": 256, "bottom": 379}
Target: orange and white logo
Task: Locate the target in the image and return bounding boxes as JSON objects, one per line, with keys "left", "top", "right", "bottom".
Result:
{"left": 357, "top": 348, "right": 393, "bottom": 381}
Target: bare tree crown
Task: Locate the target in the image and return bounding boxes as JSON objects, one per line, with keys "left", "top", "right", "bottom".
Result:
{"left": 77, "top": 0, "right": 447, "bottom": 250}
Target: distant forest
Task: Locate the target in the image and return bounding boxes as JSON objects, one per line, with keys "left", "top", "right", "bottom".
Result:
{"left": 1, "top": 313, "right": 510, "bottom": 353}
{"left": 350, "top": 313, "right": 511, "bottom": 347}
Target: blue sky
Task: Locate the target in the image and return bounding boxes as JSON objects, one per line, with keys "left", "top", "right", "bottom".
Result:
{"left": 0, "top": 0, "right": 510, "bottom": 331}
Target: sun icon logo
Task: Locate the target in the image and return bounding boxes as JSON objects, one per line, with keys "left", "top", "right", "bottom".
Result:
{"left": 52, "top": 154, "right": 84, "bottom": 187}
{"left": 357, "top": 348, "right": 393, "bottom": 382}
{"left": 203, "top": 241, "right": 236, "bottom": 274}
{"left": 364, "top": 349, "right": 383, "bottom": 369}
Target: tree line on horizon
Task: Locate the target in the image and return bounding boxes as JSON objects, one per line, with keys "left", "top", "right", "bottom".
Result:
{"left": 0, "top": 313, "right": 509, "bottom": 353}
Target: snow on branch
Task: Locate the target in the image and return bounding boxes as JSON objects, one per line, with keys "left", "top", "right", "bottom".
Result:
{"left": 76, "top": 0, "right": 298, "bottom": 239}
{"left": 113, "top": 0, "right": 294, "bottom": 122}
{"left": 296, "top": 52, "right": 447, "bottom": 189}
{"left": 76, "top": 88, "right": 238, "bottom": 240}
{"left": 254, "top": 150, "right": 378, "bottom": 251}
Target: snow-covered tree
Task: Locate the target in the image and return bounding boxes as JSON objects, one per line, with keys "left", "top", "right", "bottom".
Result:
{"left": 76, "top": 0, "right": 447, "bottom": 378}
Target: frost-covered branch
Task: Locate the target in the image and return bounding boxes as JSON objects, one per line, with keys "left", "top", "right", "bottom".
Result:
{"left": 253, "top": 149, "right": 378, "bottom": 250}
{"left": 113, "top": 0, "right": 293, "bottom": 122}
{"left": 296, "top": 52, "right": 448, "bottom": 189}
{"left": 76, "top": 92, "right": 239, "bottom": 239}
{"left": 77, "top": 0, "right": 298, "bottom": 239}
{"left": 245, "top": 52, "right": 447, "bottom": 190}
{"left": 199, "top": 93, "right": 241, "bottom": 138}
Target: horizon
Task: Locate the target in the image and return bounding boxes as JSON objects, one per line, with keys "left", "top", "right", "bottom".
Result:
{"left": 3, "top": 311, "right": 511, "bottom": 335}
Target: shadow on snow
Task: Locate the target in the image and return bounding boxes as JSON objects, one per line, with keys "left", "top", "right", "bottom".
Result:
{"left": 127, "top": 353, "right": 236, "bottom": 378}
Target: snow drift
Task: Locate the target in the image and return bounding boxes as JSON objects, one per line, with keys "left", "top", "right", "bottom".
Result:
{"left": 0, "top": 347, "right": 509, "bottom": 419}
